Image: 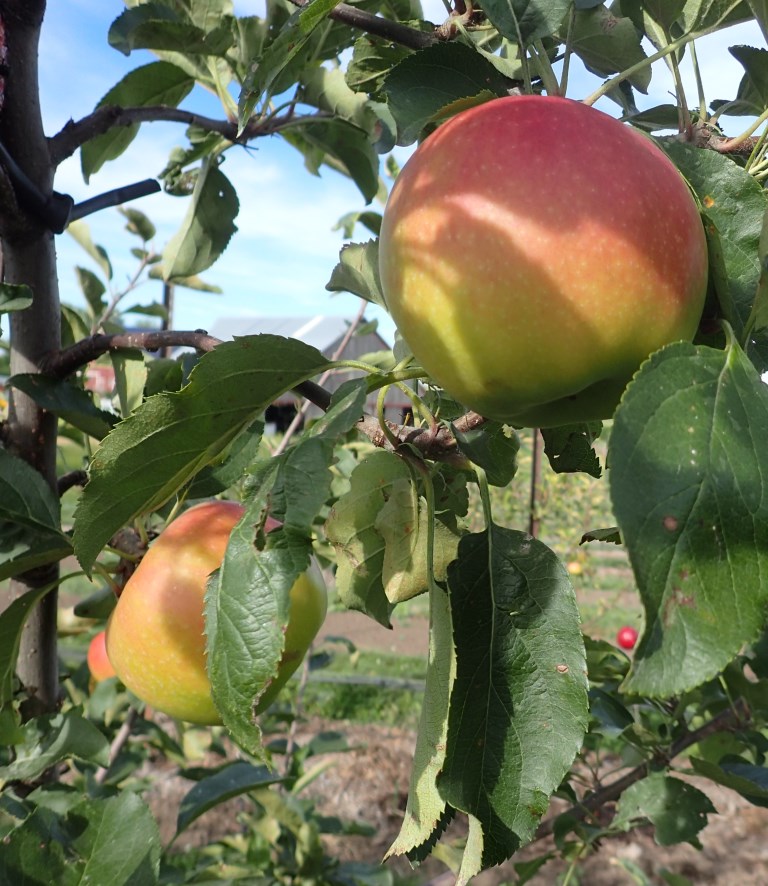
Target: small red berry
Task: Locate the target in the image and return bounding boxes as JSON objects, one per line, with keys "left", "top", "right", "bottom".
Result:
{"left": 617, "top": 626, "right": 638, "bottom": 650}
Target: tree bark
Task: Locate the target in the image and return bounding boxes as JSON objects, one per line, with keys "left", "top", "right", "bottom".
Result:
{"left": 0, "top": 1, "right": 62, "bottom": 717}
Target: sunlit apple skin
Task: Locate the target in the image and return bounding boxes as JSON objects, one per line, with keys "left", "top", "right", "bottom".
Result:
{"left": 106, "top": 501, "right": 327, "bottom": 725}
{"left": 379, "top": 95, "right": 708, "bottom": 427}
{"left": 87, "top": 630, "right": 116, "bottom": 683}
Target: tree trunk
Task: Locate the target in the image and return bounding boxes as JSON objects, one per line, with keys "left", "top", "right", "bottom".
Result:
{"left": 0, "top": 0, "right": 62, "bottom": 717}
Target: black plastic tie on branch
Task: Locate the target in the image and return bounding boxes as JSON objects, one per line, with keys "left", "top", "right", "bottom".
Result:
{"left": 68, "top": 179, "right": 161, "bottom": 224}
{"left": 0, "top": 139, "right": 160, "bottom": 233}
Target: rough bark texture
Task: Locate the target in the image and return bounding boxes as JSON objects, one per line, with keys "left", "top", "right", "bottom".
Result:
{"left": 0, "top": 0, "right": 62, "bottom": 716}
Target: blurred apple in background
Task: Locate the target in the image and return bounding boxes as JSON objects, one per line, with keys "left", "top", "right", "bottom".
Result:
{"left": 617, "top": 626, "right": 639, "bottom": 650}
{"left": 87, "top": 630, "right": 116, "bottom": 683}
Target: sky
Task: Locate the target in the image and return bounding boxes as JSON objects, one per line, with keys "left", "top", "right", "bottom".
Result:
{"left": 36, "top": 2, "right": 764, "bottom": 347}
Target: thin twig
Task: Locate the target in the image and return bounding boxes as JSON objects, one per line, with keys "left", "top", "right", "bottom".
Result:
{"left": 285, "top": 0, "right": 438, "bottom": 50}
{"left": 39, "top": 330, "right": 221, "bottom": 377}
{"left": 57, "top": 470, "right": 88, "bottom": 496}
{"left": 94, "top": 706, "right": 139, "bottom": 785}
{"left": 534, "top": 699, "right": 750, "bottom": 841}
{"left": 40, "top": 328, "right": 487, "bottom": 465}
{"left": 49, "top": 107, "right": 326, "bottom": 166}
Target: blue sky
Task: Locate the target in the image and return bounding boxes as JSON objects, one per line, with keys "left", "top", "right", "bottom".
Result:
{"left": 38, "top": 3, "right": 763, "bottom": 346}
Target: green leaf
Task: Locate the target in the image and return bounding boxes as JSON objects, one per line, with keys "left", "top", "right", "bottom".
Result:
{"left": 0, "top": 712, "right": 110, "bottom": 784}
{"left": 514, "top": 854, "right": 557, "bottom": 885}
{"left": 81, "top": 62, "right": 194, "bottom": 181}
{"left": 475, "top": 0, "right": 570, "bottom": 44}
{"left": 0, "top": 534, "right": 73, "bottom": 584}
{"left": 176, "top": 761, "right": 285, "bottom": 836}
{"left": 7, "top": 374, "right": 117, "bottom": 439}
{"left": 0, "top": 584, "right": 56, "bottom": 704}
{"left": 453, "top": 420, "right": 520, "bottom": 487}
{"left": 283, "top": 118, "right": 379, "bottom": 203}
{"left": 680, "top": 0, "right": 753, "bottom": 32}
{"left": 568, "top": 5, "right": 650, "bottom": 92}
{"left": 386, "top": 584, "right": 455, "bottom": 861}
{"left": 75, "top": 267, "right": 106, "bottom": 317}
{"left": 144, "top": 356, "right": 184, "bottom": 396}
{"left": 541, "top": 423, "right": 603, "bottom": 477}
{"left": 108, "top": 2, "right": 179, "bottom": 54}
{"left": 438, "top": 526, "right": 589, "bottom": 866}
{"left": 120, "top": 206, "right": 157, "bottom": 241}
{"left": 613, "top": 773, "right": 715, "bottom": 846}
{"left": 641, "top": 0, "right": 687, "bottom": 27}
{"left": 711, "top": 45, "right": 768, "bottom": 116}
{"left": 610, "top": 340, "right": 768, "bottom": 696}
{"left": 326, "top": 240, "right": 385, "bottom": 308}
{"left": 747, "top": 0, "right": 768, "bottom": 41}
{"left": 78, "top": 793, "right": 162, "bottom": 885}
{"left": 207, "top": 496, "right": 311, "bottom": 756}
{"left": 67, "top": 220, "right": 113, "bottom": 279}
{"left": 73, "top": 335, "right": 331, "bottom": 573}
{"left": 0, "top": 283, "right": 33, "bottom": 313}
{"left": 237, "top": 0, "right": 341, "bottom": 126}
{"left": 0, "top": 447, "right": 61, "bottom": 533}
{"left": 111, "top": 349, "right": 147, "bottom": 417}
{"left": 186, "top": 420, "right": 265, "bottom": 499}
{"left": 581, "top": 526, "right": 622, "bottom": 545}
{"left": 744, "top": 206, "right": 768, "bottom": 340}
{"left": 376, "top": 479, "right": 462, "bottom": 603}
{"left": 325, "top": 450, "right": 409, "bottom": 628}
{"left": 624, "top": 103, "right": 681, "bottom": 132}
{"left": 268, "top": 435, "right": 335, "bottom": 531}
{"left": 163, "top": 159, "right": 239, "bottom": 279}
{"left": 663, "top": 142, "right": 768, "bottom": 364}
{"left": 333, "top": 210, "right": 382, "bottom": 239}
{"left": 690, "top": 756, "right": 768, "bottom": 807}
{"left": 0, "top": 793, "right": 161, "bottom": 886}
{"left": 73, "top": 585, "right": 116, "bottom": 620}
{"left": 109, "top": 5, "right": 233, "bottom": 57}
{"left": 588, "top": 687, "right": 634, "bottom": 736}
{"left": 382, "top": 42, "right": 510, "bottom": 145}
{"left": 300, "top": 64, "right": 375, "bottom": 132}
{"left": 347, "top": 35, "right": 413, "bottom": 96}
{"left": 309, "top": 379, "right": 368, "bottom": 439}
{"left": 0, "top": 452, "right": 71, "bottom": 584}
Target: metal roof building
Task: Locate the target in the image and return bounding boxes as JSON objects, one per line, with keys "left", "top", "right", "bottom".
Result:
{"left": 207, "top": 314, "right": 412, "bottom": 430}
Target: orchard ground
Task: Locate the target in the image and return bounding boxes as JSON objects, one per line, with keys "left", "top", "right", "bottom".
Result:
{"left": 119, "top": 603, "right": 768, "bottom": 886}
{"left": 56, "top": 546, "right": 768, "bottom": 885}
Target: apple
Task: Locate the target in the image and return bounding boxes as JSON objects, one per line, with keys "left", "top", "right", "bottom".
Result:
{"left": 87, "top": 630, "right": 116, "bottom": 683}
{"left": 378, "top": 95, "right": 708, "bottom": 427}
{"left": 617, "top": 626, "right": 638, "bottom": 650}
{"left": 105, "top": 500, "right": 327, "bottom": 725}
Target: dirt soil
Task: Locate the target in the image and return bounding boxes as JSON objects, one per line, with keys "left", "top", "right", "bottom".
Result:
{"left": 143, "top": 610, "right": 768, "bottom": 885}
{"left": 307, "top": 611, "right": 768, "bottom": 885}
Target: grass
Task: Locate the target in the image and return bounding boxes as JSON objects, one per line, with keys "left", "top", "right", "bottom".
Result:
{"left": 284, "top": 648, "right": 428, "bottom": 730}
